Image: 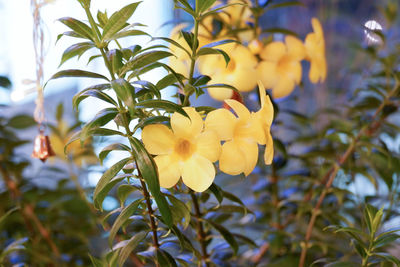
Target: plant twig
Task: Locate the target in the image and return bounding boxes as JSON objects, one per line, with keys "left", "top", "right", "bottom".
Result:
{"left": 190, "top": 191, "right": 210, "bottom": 267}
{"left": 298, "top": 80, "right": 399, "bottom": 267}
{"left": 0, "top": 164, "right": 61, "bottom": 260}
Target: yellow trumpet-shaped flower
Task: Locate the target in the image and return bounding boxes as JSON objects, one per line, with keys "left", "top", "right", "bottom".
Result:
{"left": 305, "top": 18, "right": 327, "bottom": 83}
{"left": 199, "top": 43, "right": 258, "bottom": 101}
{"left": 169, "top": 25, "right": 211, "bottom": 77}
{"left": 142, "top": 107, "right": 221, "bottom": 192}
{"left": 205, "top": 82, "right": 274, "bottom": 176}
{"left": 257, "top": 36, "right": 305, "bottom": 99}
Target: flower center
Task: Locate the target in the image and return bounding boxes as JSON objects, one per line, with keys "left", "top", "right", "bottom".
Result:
{"left": 226, "top": 59, "right": 237, "bottom": 73}
{"left": 175, "top": 139, "right": 195, "bottom": 160}
{"left": 277, "top": 55, "right": 291, "bottom": 74}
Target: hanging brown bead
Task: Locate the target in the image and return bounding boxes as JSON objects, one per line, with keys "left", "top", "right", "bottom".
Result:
{"left": 32, "top": 131, "right": 55, "bottom": 162}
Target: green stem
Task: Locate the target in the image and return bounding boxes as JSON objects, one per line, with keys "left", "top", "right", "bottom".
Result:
{"left": 83, "top": 6, "right": 160, "bottom": 264}
{"left": 190, "top": 191, "right": 210, "bottom": 267}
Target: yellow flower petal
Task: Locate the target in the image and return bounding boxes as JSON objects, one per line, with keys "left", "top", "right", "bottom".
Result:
{"left": 285, "top": 60, "right": 302, "bottom": 84}
{"left": 236, "top": 139, "right": 258, "bottom": 176}
{"left": 219, "top": 140, "right": 246, "bottom": 176}
{"left": 311, "top": 18, "right": 323, "bottom": 39}
{"left": 205, "top": 108, "right": 236, "bottom": 140}
{"left": 142, "top": 124, "right": 175, "bottom": 155}
{"left": 271, "top": 77, "right": 296, "bottom": 99}
{"left": 171, "top": 107, "right": 203, "bottom": 139}
{"left": 260, "top": 42, "right": 286, "bottom": 62}
{"left": 257, "top": 61, "right": 278, "bottom": 89}
{"left": 195, "top": 130, "right": 221, "bottom": 162}
{"left": 285, "top": 36, "right": 306, "bottom": 61}
{"left": 207, "top": 87, "right": 234, "bottom": 101}
{"left": 264, "top": 130, "right": 274, "bottom": 165}
{"left": 181, "top": 154, "right": 215, "bottom": 192}
{"left": 257, "top": 81, "right": 274, "bottom": 126}
{"left": 224, "top": 99, "right": 251, "bottom": 120}
{"left": 154, "top": 154, "right": 181, "bottom": 188}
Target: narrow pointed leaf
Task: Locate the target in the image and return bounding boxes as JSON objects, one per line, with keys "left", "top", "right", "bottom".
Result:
{"left": 128, "top": 136, "right": 173, "bottom": 227}
{"left": 49, "top": 69, "right": 109, "bottom": 81}
{"left": 93, "top": 157, "right": 131, "bottom": 210}
{"left": 109, "top": 198, "right": 142, "bottom": 246}
{"left": 102, "top": 2, "right": 141, "bottom": 41}
{"left": 118, "top": 231, "right": 148, "bottom": 266}
{"left": 136, "top": 99, "right": 188, "bottom": 117}
{"left": 58, "top": 17, "right": 94, "bottom": 40}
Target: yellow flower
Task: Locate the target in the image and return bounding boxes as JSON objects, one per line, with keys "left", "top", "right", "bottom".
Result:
{"left": 221, "top": 0, "right": 254, "bottom": 42}
{"left": 257, "top": 36, "right": 305, "bottom": 99}
{"left": 168, "top": 25, "right": 193, "bottom": 77}
{"left": 305, "top": 18, "right": 327, "bottom": 83}
{"left": 199, "top": 43, "right": 258, "bottom": 101}
{"left": 205, "top": 82, "right": 274, "bottom": 176}
{"left": 168, "top": 25, "right": 212, "bottom": 77}
{"left": 142, "top": 107, "right": 221, "bottom": 192}
{"left": 50, "top": 120, "right": 97, "bottom": 167}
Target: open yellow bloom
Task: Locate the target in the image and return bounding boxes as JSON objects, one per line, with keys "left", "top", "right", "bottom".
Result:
{"left": 257, "top": 36, "right": 305, "bottom": 99}
{"left": 199, "top": 43, "right": 258, "bottom": 101}
{"left": 205, "top": 83, "right": 274, "bottom": 176}
{"left": 305, "top": 18, "right": 327, "bottom": 83}
{"left": 142, "top": 107, "right": 221, "bottom": 192}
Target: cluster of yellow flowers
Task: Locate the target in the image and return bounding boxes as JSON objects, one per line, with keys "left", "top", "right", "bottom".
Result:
{"left": 169, "top": 0, "right": 327, "bottom": 101}
{"left": 142, "top": 83, "right": 274, "bottom": 192}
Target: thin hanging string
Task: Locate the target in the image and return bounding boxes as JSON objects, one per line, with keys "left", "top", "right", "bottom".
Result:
{"left": 31, "top": 0, "right": 46, "bottom": 126}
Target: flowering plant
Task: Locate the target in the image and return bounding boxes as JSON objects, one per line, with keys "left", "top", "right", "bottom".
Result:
{"left": 1, "top": 0, "right": 399, "bottom": 266}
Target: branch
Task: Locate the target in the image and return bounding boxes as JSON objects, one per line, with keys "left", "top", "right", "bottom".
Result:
{"left": 190, "top": 191, "right": 210, "bottom": 267}
{"left": 298, "top": 80, "right": 399, "bottom": 267}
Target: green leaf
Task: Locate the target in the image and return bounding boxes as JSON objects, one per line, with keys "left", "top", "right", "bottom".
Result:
{"left": 128, "top": 136, "right": 173, "bottom": 227}
{"left": 58, "top": 17, "right": 94, "bottom": 40}
{"left": 262, "top": 27, "right": 299, "bottom": 37}
{"left": 72, "top": 86, "right": 116, "bottom": 109}
{"left": 133, "top": 116, "right": 170, "bottom": 133}
{"left": 107, "top": 49, "right": 124, "bottom": 75}
{"left": 201, "top": 39, "right": 238, "bottom": 48}
{"left": 7, "top": 115, "right": 36, "bottom": 129}
{"left": 102, "top": 2, "right": 141, "bottom": 41}
{"left": 0, "top": 76, "right": 11, "bottom": 89}
{"left": 120, "top": 51, "right": 173, "bottom": 76}
{"left": 371, "top": 207, "right": 384, "bottom": 234}
{"left": 117, "top": 184, "right": 139, "bottom": 207}
{"left": 106, "top": 29, "right": 150, "bottom": 41}
{"left": 373, "top": 233, "right": 400, "bottom": 248}
{"left": 194, "top": 106, "right": 216, "bottom": 114}
{"left": 93, "top": 157, "right": 131, "bottom": 210}
{"left": 60, "top": 42, "right": 94, "bottom": 66}
{"left": 133, "top": 80, "right": 161, "bottom": 99}
{"left": 156, "top": 73, "right": 185, "bottom": 90}
{"left": 198, "top": 0, "right": 217, "bottom": 13}
{"left": 0, "top": 207, "right": 18, "bottom": 229}
{"left": 81, "top": 108, "right": 119, "bottom": 142}
{"left": 374, "top": 253, "right": 400, "bottom": 266}
{"left": 49, "top": 69, "right": 109, "bottom": 81}
{"left": 109, "top": 198, "right": 142, "bottom": 246}
{"left": 99, "top": 143, "right": 130, "bottom": 165}
{"left": 180, "top": 31, "right": 197, "bottom": 51}
{"left": 197, "top": 47, "right": 230, "bottom": 66}
{"left": 152, "top": 37, "right": 191, "bottom": 57}
{"left": 166, "top": 194, "right": 191, "bottom": 228}
{"left": 0, "top": 238, "right": 27, "bottom": 262}
{"left": 118, "top": 231, "right": 148, "bottom": 266}
{"left": 77, "top": 0, "right": 91, "bottom": 8}
{"left": 156, "top": 249, "right": 178, "bottom": 267}
{"left": 136, "top": 99, "right": 188, "bottom": 117}
{"left": 111, "top": 79, "right": 136, "bottom": 116}
{"left": 171, "top": 226, "right": 201, "bottom": 258}
{"left": 207, "top": 219, "right": 238, "bottom": 254}
{"left": 88, "top": 255, "right": 104, "bottom": 267}
{"left": 266, "top": 1, "right": 305, "bottom": 11}
{"left": 208, "top": 183, "right": 223, "bottom": 204}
